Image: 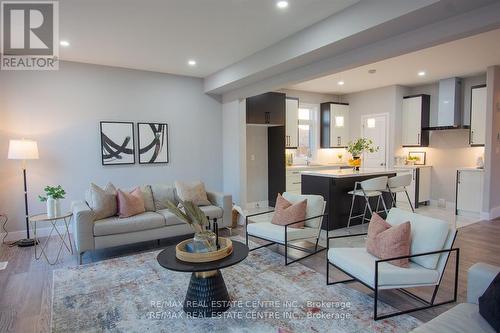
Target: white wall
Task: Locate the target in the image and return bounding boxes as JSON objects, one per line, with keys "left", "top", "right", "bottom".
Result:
{"left": 0, "top": 61, "right": 223, "bottom": 233}
{"left": 246, "top": 126, "right": 267, "bottom": 204}
{"left": 342, "top": 85, "right": 405, "bottom": 168}
{"left": 222, "top": 99, "right": 246, "bottom": 206}
{"left": 484, "top": 66, "right": 500, "bottom": 218}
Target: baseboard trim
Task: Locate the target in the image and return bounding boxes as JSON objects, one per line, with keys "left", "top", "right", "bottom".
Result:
{"left": 1, "top": 227, "right": 72, "bottom": 242}
{"left": 489, "top": 206, "right": 500, "bottom": 220}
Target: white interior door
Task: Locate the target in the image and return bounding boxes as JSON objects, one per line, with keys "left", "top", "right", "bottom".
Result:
{"left": 361, "top": 114, "right": 388, "bottom": 168}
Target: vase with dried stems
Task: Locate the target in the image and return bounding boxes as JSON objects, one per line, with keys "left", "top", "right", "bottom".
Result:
{"left": 165, "top": 200, "right": 216, "bottom": 253}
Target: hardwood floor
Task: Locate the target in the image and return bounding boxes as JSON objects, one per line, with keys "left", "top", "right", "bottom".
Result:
{"left": 1, "top": 219, "right": 499, "bottom": 332}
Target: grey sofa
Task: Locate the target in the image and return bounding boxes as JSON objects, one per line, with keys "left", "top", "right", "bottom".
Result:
{"left": 412, "top": 263, "right": 500, "bottom": 333}
{"left": 72, "top": 184, "right": 232, "bottom": 264}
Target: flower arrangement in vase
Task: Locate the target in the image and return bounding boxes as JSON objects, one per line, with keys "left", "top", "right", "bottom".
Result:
{"left": 165, "top": 200, "right": 217, "bottom": 253}
{"left": 346, "top": 138, "right": 379, "bottom": 170}
{"left": 38, "top": 185, "right": 66, "bottom": 218}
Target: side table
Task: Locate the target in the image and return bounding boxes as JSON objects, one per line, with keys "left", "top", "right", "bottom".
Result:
{"left": 29, "top": 212, "right": 73, "bottom": 265}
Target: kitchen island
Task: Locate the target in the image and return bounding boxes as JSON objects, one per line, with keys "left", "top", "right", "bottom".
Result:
{"left": 301, "top": 168, "right": 396, "bottom": 230}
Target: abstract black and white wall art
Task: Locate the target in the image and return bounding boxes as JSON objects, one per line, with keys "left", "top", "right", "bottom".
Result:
{"left": 100, "top": 121, "right": 135, "bottom": 165}
{"left": 137, "top": 123, "right": 169, "bottom": 164}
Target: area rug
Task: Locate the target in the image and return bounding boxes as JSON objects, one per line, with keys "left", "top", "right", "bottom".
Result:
{"left": 51, "top": 242, "right": 422, "bottom": 332}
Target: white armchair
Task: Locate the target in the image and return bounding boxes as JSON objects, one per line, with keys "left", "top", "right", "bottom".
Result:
{"left": 327, "top": 208, "right": 459, "bottom": 320}
{"left": 245, "top": 192, "right": 327, "bottom": 265}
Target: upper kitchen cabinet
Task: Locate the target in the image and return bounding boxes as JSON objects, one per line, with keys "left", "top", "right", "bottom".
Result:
{"left": 320, "top": 102, "right": 350, "bottom": 148}
{"left": 285, "top": 98, "right": 299, "bottom": 148}
{"left": 470, "top": 84, "right": 487, "bottom": 146}
{"left": 246, "top": 92, "right": 285, "bottom": 125}
{"left": 402, "top": 94, "right": 430, "bottom": 147}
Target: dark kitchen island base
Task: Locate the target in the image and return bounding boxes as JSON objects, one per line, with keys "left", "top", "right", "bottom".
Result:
{"left": 301, "top": 171, "right": 396, "bottom": 231}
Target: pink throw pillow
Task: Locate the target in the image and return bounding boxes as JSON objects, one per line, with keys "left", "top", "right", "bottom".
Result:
{"left": 366, "top": 213, "right": 411, "bottom": 268}
{"left": 271, "top": 193, "right": 307, "bottom": 229}
{"left": 116, "top": 187, "right": 146, "bottom": 218}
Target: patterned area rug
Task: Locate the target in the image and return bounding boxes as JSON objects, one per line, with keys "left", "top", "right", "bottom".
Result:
{"left": 52, "top": 242, "right": 422, "bottom": 332}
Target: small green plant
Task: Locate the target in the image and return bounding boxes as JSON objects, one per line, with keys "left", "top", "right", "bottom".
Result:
{"left": 38, "top": 185, "right": 66, "bottom": 202}
{"left": 347, "top": 138, "right": 379, "bottom": 157}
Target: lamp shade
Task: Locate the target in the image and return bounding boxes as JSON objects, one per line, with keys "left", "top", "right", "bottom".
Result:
{"left": 8, "top": 139, "right": 39, "bottom": 160}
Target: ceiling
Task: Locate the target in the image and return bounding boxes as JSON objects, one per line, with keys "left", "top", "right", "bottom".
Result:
{"left": 286, "top": 28, "right": 500, "bottom": 95}
{"left": 58, "top": 0, "right": 360, "bottom": 77}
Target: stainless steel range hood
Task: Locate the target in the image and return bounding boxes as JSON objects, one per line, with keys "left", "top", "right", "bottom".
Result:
{"left": 423, "top": 77, "right": 468, "bottom": 130}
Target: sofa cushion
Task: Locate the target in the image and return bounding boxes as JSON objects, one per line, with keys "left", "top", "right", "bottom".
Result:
{"left": 386, "top": 208, "right": 449, "bottom": 270}
{"left": 198, "top": 205, "right": 223, "bottom": 220}
{"left": 411, "top": 303, "right": 495, "bottom": 333}
{"left": 156, "top": 209, "right": 188, "bottom": 227}
{"left": 140, "top": 185, "right": 155, "bottom": 212}
{"left": 150, "top": 184, "right": 177, "bottom": 210}
{"left": 85, "top": 183, "right": 117, "bottom": 220}
{"left": 117, "top": 188, "right": 146, "bottom": 218}
{"left": 247, "top": 221, "right": 318, "bottom": 244}
{"left": 282, "top": 192, "right": 324, "bottom": 228}
{"left": 328, "top": 247, "right": 439, "bottom": 288}
{"left": 174, "top": 181, "right": 211, "bottom": 206}
{"left": 93, "top": 212, "right": 165, "bottom": 236}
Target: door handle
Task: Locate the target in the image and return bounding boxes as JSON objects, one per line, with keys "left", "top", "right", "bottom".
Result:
{"left": 417, "top": 133, "right": 420, "bottom": 145}
{"left": 265, "top": 112, "right": 270, "bottom": 124}
{"left": 457, "top": 171, "right": 461, "bottom": 184}
{"left": 471, "top": 130, "right": 474, "bottom": 144}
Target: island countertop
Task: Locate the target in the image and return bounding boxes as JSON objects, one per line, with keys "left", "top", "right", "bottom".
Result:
{"left": 301, "top": 168, "right": 398, "bottom": 178}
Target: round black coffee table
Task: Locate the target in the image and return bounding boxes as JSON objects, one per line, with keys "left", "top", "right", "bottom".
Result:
{"left": 157, "top": 240, "right": 249, "bottom": 317}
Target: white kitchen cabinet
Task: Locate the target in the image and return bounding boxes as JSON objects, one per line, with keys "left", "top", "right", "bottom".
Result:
{"left": 470, "top": 85, "right": 486, "bottom": 146}
{"left": 285, "top": 98, "right": 299, "bottom": 148}
{"left": 395, "top": 166, "right": 431, "bottom": 209}
{"left": 402, "top": 95, "right": 430, "bottom": 147}
{"left": 330, "top": 103, "right": 350, "bottom": 147}
{"left": 286, "top": 169, "right": 302, "bottom": 193}
{"left": 456, "top": 169, "right": 484, "bottom": 215}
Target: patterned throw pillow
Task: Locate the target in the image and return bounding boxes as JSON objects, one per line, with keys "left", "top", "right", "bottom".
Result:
{"left": 85, "top": 183, "right": 117, "bottom": 220}
{"left": 116, "top": 188, "right": 146, "bottom": 218}
{"left": 366, "top": 213, "right": 411, "bottom": 268}
{"left": 174, "top": 181, "right": 211, "bottom": 206}
{"left": 271, "top": 193, "right": 307, "bottom": 229}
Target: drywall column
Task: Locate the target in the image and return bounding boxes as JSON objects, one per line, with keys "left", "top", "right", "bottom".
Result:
{"left": 483, "top": 66, "right": 500, "bottom": 219}
{"left": 222, "top": 99, "right": 247, "bottom": 206}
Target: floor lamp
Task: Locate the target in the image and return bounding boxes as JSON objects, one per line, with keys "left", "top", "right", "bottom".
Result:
{"left": 8, "top": 139, "right": 39, "bottom": 247}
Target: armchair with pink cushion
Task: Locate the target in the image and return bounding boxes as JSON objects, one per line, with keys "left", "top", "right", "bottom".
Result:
{"left": 245, "top": 192, "right": 327, "bottom": 265}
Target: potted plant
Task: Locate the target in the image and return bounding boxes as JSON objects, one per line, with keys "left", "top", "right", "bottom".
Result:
{"left": 346, "top": 138, "right": 379, "bottom": 170}
{"left": 38, "top": 185, "right": 66, "bottom": 218}
{"left": 165, "top": 200, "right": 216, "bottom": 253}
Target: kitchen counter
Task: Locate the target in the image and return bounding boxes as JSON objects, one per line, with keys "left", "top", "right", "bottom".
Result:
{"left": 301, "top": 168, "right": 396, "bottom": 230}
{"left": 302, "top": 168, "right": 398, "bottom": 178}
{"left": 457, "top": 167, "right": 484, "bottom": 172}
{"left": 394, "top": 165, "right": 432, "bottom": 169}
{"left": 286, "top": 163, "right": 349, "bottom": 170}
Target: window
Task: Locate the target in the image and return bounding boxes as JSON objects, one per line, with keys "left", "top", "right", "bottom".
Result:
{"left": 296, "top": 107, "right": 313, "bottom": 157}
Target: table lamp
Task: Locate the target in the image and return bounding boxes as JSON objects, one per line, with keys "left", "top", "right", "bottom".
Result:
{"left": 8, "top": 139, "right": 39, "bottom": 247}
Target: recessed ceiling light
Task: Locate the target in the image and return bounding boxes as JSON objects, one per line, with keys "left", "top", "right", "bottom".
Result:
{"left": 418, "top": 71, "right": 426, "bottom": 77}
{"left": 338, "top": 81, "right": 345, "bottom": 86}
{"left": 60, "top": 40, "right": 70, "bottom": 47}
{"left": 368, "top": 69, "right": 377, "bottom": 74}
{"left": 188, "top": 59, "right": 196, "bottom": 66}
{"left": 276, "top": 1, "right": 288, "bottom": 9}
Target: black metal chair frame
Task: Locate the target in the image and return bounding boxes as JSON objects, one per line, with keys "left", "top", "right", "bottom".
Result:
{"left": 326, "top": 232, "right": 459, "bottom": 320}
{"left": 245, "top": 210, "right": 328, "bottom": 266}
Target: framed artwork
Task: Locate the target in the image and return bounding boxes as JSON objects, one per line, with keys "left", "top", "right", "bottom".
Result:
{"left": 100, "top": 121, "right": 135, "bottom": 165}
{"left": 408, "top": 151, "right": 426, "bottom": 165}
{"left": 137, "top": 122, "right": 169, "bottom": 164}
